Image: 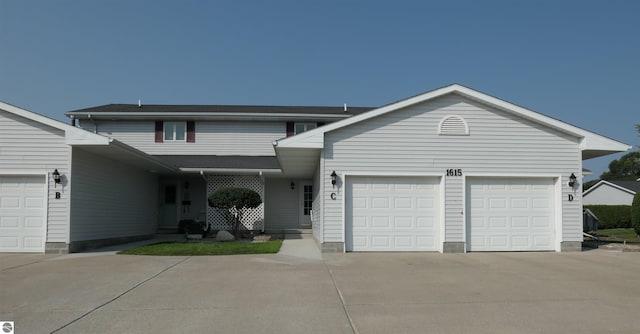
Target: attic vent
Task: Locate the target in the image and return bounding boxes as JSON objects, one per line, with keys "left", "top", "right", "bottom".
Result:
{"left": 438, "top": 115, "right": 469, "bottom": 135}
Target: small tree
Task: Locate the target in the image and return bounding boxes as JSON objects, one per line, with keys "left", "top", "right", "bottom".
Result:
{"left": 632, "top": 191, "right": 640, "bottom": 236}
{"left": 208, "top": 187, "right": 262, "bottom": 238}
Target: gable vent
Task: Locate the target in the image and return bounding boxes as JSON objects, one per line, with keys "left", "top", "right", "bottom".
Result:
{"left": 438, "top": 115, "right": 469, "bottom": 135}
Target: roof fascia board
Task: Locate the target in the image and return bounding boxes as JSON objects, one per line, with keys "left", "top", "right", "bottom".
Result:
{"left": 183, "top": 168, "right": 281, "bottom": 174}
{"left": 108, "top": 140, "right": 177, "bottom": 172}
{"left": 1, "top": 101, "right": 110, "bottom": 145}
{"left": 583, "top": 180, "right": 636, "bottom": 196}
{"left": 67, "top": 112, "right": 353, "bottom": 121}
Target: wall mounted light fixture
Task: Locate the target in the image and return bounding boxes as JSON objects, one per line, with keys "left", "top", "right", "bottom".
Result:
{"left": 331, "top": 171, "right": 337, "bottom": 188}
{"left": 568, "top": 173, "right": 577, "bottom": 188}
{"left": 52, "top": 169, "right": 61, "bottom": 187}
{"left": 290, "top": 181, "right": 295, "bottom": 190}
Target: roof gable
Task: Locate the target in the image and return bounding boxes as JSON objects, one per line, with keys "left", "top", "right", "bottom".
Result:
{"left": 0, "top": 101, "right": 109, "bottom": 145}
{"left": 583, "top": 180, "right": 639, "bottom": 196}
{"left": 274, "top": 84, "right": 631, "bottom": 159}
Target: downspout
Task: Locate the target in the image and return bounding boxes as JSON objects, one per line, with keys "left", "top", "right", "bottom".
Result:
{"left": 87, "top": 114, "right": 97, "bottom": 133}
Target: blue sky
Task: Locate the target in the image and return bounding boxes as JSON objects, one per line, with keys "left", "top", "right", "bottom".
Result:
{"left": 1, "top": 0, "right": 638, "bottom": 180}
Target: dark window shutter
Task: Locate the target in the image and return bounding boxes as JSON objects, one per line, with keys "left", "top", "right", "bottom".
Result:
{"left": 155, "top": 121, "right": 163, "bottom": 143}
{"left": 186, "top": 121, "right": 195, "bottom": 142}
{"left": 286, "top": 122, "right": 294, "bottom": 137}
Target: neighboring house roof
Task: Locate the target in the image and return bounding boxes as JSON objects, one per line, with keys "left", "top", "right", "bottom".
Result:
{"left": 274, "top": 84, "right": 631, "bottom": 159}
{"left": 584, "top": 180, "right": 640, "bottom": 196}
{"left": 65, "top": 104, "right": 374, "bottom": 121}
{"left": 153, "top": 155, "right": 281, "bottom": 173}
{"left": 0, "top": 101, "right": 175, "bottom": 173}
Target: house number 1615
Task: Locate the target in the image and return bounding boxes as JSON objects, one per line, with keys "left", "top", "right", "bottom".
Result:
{"left": 446, "top": 169, "right": 463, "bottom": 177}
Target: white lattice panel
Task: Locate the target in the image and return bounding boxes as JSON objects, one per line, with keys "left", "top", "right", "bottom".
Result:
{"left": 206, "top": 175, "right": 264, "bottom": 231}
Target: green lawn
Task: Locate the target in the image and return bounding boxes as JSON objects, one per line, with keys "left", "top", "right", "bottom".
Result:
{"left": 118, "top": 240, "right": 282, "bottom": 256}
{"left": 598, "top": 228, "right": 640, "bottom": 242}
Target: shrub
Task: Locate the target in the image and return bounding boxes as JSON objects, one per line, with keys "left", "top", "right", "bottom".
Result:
{"left": 633, "top": 192, "right": 640, "bottom": 235}
{"left": 208, "top": 187, "right": 262, "bottom": 237}
{"left": 584, "top": 205, "right": 632, "bottom": 229}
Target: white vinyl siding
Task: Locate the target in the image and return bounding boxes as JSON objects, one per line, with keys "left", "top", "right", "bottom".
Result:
{"left": 0, "top": 110, "right": 71, "bottom": 244}
{"left": 82, "top": 120, "right": 284, "bottom": 156}
{"left": 583, "top": 184, "right": 635, "bottom": 206}
{"left": 69, "top": 148, "right": 158, "bottom": 241}
{"left": 323, "top": 94, "right": 581, "bottom": 245}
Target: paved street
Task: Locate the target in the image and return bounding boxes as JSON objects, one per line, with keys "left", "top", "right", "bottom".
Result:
{"left": 1, "top": 244, "right": 640, "bottom": 334}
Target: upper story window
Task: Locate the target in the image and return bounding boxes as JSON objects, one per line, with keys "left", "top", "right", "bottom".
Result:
{"left": 295, "top": 122, "right": 317, "bottom": 134}
{"left": 155, "top": 121, "right": 195, "bottom": 143}
{"left": 165, "top": 121, "right": 186, "bottom": 141}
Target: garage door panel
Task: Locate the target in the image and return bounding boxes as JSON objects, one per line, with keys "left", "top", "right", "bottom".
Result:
{"left": 346, "top": 176, "right": 440, "bottom": 252}
{"left": 1, "top": 237, "right": 19, "bottom": 248}
{"left": 25, "top": 197, "right": 45, "bottom": 208}
{"left": 416, "top": 236, "right": 436, "bottom": 248}
{"left": 0, "top": 176, "right": 46, "bottom": 253}
{"left": 352, "top": 197, "right": 368, "bottom": 209}
{"left": 511, "top": 198, "right": 528, "bottom": 209}
{"left": 394, "top": 216, "right": 412, "bottom": 228}
{"left": 372, "top": 197, "right": 389, "bottom": 208}
{"left": 24, "top": 216, "right": 44, "bottom": 228}
{"left": 489, "top": 198, "right": 507, "bottom": 209}
{"left": 532, "top": 198, "right": 550, "bottom": 209}
{"left": 1, "top": 196, "right": 20, "bottom": 208}
{"left": 533, "top": 216, "right": 551, "bottom": 228}
{"left": 372, "top": 216, "right": 390, "bottom": 228}
{"left": 467, "top": 178, "right": 555, "bottom": 252}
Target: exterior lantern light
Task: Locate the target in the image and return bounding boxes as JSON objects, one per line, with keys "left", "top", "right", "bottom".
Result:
{"left": 52, "top": 169, "right": 61, "bottom": 187}
{"left": 568, "top": 173, "right": 577, "bottom": 188}
{"left": 290, "top": 181, "right": 295, "bottom": 190}
{"left": 331, "top": 171, "right": 337, "bottom": 188}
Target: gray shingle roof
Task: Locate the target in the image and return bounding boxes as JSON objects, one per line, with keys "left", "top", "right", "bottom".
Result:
{"left": 67, "top": 104, "right": 374, "bottom": 116}
{"left": 153, "top": 155, "right": 280, "bottom": 170}
{"left": 607, "top": 180, "right": 640, "bottom": 193}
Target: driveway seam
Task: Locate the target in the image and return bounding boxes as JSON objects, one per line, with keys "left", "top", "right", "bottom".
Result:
{"left": 1, "top": 260, "right": 49, "bottom": 272}
{"left": 49, "top": 256, "right": 191, "bottom": 334}
{"left": 325, "top": 265, "right": 358, "bottom": 334}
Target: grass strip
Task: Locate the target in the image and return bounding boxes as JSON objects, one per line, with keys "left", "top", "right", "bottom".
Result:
{"left": 118, "top": 240, "right": 282, "bottom": 256}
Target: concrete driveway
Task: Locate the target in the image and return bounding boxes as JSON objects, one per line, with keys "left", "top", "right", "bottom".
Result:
{"left": 1, "top": 246, "right": 640, "bottom": 334}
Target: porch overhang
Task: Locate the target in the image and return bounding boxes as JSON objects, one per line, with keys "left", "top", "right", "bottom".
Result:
{"left": 273, "top": 146, "right": 321, "bottom": 179}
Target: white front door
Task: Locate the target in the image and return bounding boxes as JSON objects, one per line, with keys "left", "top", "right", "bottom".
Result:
{"left": 299, "top": 182, "right": 312, "bottom": 226}
{"left": 466, "top": 177, "right": 556, "bottom": 251}
{"left": 0, "top": 176, "right": 46, "bottom": 252}
{"left": 345, "top": 176, "right": 440, "bottom": 252}
{"left": 159, "top": 181, "right": 179, "bottom": 229}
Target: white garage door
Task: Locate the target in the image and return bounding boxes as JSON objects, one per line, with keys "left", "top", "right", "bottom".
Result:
{"left": 346, "top": 176, "right": 440, "bottom": 252}
{"left": 466, "top": 178, "right": 555, "bottom": 252}
{"left": 0, "top": 176, "right": 46, "bottom": 252}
